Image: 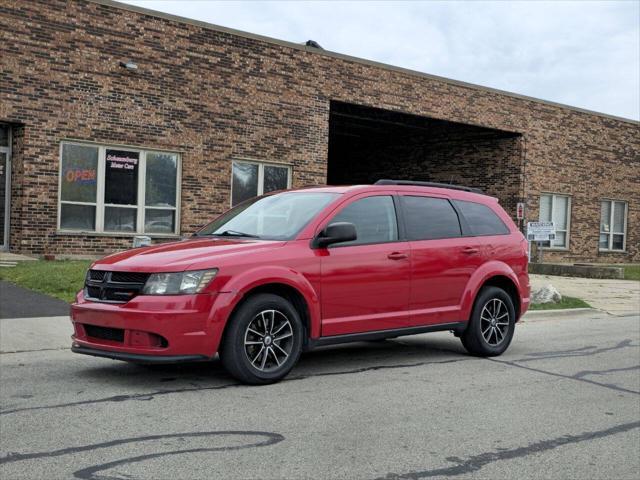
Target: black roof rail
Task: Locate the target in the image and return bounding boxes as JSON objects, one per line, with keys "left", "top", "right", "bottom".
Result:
{"left": 374, "top": 179, "right": 484, "bottom": 195}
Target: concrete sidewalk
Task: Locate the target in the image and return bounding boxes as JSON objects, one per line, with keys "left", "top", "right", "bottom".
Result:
{"left": 530, "top": 274, "right": 640, "bottom": 316}
{"left": 0, "top": 316, "right": 71, "bottom": 353}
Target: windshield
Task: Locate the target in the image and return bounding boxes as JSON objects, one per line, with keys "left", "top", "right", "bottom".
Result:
{"left": 197, "top": 192, "right": 340, "bottom": 240}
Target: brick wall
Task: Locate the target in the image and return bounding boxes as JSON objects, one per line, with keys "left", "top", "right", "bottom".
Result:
{"left": 0, "top": 0, "right": 638, "bottom": 261}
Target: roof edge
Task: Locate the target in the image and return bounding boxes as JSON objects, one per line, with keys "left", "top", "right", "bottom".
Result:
{"left": 89, "top": 0, "right": 639, "bottom": 126}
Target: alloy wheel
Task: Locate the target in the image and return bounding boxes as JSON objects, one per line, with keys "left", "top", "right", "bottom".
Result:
{"left": 480, "top": 298, "right": 510, "bottom": 346}
{"left": 243, "top": 309, "right": 294, "bottom": 372}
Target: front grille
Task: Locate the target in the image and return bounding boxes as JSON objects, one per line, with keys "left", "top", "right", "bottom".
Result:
{"left": 84, "top": 324, "right": 125, "bottom": 343}
{"left": 84, "top": 270, "right": 150, "bottom": 303}
{"left": 88, "top": 270, "right": 106, "bottom": 281}
{"left": 111, "top": 271, "right": 150, "bottom": 283}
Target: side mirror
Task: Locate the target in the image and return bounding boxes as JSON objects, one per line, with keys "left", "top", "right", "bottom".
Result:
{"left": 313, "top": 222, "right": 357, "bottom": 248}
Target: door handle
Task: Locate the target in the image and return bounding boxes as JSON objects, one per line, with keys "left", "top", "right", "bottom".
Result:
{"left": 387, "top": 252, "right": 408, "bottom": 260}
{"left": 462, "top": 247, "right": 479, "bottom": 255}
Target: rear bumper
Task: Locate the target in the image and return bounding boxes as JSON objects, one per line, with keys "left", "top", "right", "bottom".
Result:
{"left": 71, "top": 345, "right": 209, "bottom": 363}
{"left": 70, "top": 290, "right": 234, "bottom": 359}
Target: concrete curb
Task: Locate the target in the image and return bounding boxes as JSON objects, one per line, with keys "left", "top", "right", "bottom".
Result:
{"left": 529, "top": 263, "right": 624, "bottom": 279}
{"left": 523, "top": 308, "right": 598, "bottom": 319}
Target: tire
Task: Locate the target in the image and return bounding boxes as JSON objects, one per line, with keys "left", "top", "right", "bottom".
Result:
{"left": 220, "top": 293, "right": 304, "bottom": 385}
{"left": 461, "top": 286, "right": 516, "bottom": 356}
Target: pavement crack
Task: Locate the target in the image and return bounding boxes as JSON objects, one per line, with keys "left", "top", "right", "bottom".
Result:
{"left": 488, "top": 358, "right": 640, "bottom": 395}
{"left": 371, "top": 420, "right": 640, "bottom": 479}
{"left": 514, "top": 339, "right": 636, "bottom": 363}
{"left": 574, "top": 364, "right": 640, "bottom": 378}
{"left": 0, "top": 357, "right": 472, "bottom": 416}
{"left": 1, "top": 347, "right": 70, "bottom": 355}
{"left": 0, "top": 430, "right": 283, "bottom": 466}
{"left": 1, "top": 430, "right": 284, "bottom": 480}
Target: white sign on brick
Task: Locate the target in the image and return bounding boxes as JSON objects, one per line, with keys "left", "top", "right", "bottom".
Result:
{"left": 527, "top": 221, "right": 556, "bottom": 242}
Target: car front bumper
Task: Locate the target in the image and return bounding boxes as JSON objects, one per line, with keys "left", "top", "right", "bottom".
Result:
{"left": 70, "top": 290, "right": 232, "bottom": 361}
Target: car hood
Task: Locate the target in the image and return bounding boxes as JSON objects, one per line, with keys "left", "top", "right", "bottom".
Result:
{"left": 91, "top": 237, "right": 287, "bottom": 272}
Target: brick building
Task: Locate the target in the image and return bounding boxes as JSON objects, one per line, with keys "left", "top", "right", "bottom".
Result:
{"left": 1, "top": 0, "right": 638, "bottom": 262}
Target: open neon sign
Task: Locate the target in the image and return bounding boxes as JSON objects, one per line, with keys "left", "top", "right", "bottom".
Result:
{"left": 65, "top": 168, "right": 96, "bottom": 183}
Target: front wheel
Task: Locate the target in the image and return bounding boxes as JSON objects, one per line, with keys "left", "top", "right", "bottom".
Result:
{"left": 220, "top": 293, "right": 304, "bottom": 385}
{"left": 461, "top": 286, "right": 515, "bottom": 356}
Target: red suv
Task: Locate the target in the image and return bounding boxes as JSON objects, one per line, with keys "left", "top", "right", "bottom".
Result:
{"left": 71, "top": 180, "right": 530, "bottom": 384}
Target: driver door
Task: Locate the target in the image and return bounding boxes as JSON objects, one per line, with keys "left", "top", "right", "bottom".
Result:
{"left": 318, "top": 194, "right": 411, "bottom": 336}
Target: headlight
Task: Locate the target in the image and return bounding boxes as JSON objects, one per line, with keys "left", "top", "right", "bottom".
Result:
{"left": 142, "top": 269, "right": 218, "bottom": 295}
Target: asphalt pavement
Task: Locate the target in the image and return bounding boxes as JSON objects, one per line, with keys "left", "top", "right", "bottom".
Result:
{"left": 1, "top": 310, "right": 639, "bottom": 479}
{"left": 0, "top": 281, "right": 70, "bottom": 319}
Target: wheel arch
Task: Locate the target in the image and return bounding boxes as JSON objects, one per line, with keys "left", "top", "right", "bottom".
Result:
{"left": 461, "top": 262, "right": 524, "bottom": 322}
{"left": 228, "top": 282, "right": 312, "bottom": 343}
{"left": 479, "top": 275, "right": 521, "bottom": 321}
{"left": 214, "top": 267, "right": 321, "bottom": 354}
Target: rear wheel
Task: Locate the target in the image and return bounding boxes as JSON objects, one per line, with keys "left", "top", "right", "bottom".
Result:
{"left": 220, "top": 293, "right": 304, "bottom": 384}
{"left": 461, "top": 286, "right": 515, "bottom": 356}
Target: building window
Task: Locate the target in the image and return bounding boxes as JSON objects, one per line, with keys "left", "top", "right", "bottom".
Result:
{"left": 58, "top": 142, "right": 180, "bottom": 235}
{"left": 539, "top": 194, "right": 571, "bottom": 248}
{"left": 231, "top": 160, "right": 291, "bottom": 206}
{"left": 600, "top": 200, "right": 627, "bottom": 251}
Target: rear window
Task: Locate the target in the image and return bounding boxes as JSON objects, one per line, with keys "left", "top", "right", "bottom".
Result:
{"left": 400, "top": 196, "right": 461, "bottom": 240}
{"left": 454, "top": 200, "right": 510, "bottom": 236}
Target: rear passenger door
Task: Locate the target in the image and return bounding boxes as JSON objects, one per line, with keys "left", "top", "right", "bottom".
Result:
{"left": 400, "top": 194, "right": 481, "bottom": 326}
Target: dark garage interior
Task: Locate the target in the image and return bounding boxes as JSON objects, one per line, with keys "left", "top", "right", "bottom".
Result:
{"left": 327, "top": 101, "right": 524, "bottom": 215}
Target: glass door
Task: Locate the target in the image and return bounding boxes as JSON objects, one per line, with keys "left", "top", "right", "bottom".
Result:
{"left": 0, "top": 125, "right": 10, "bottom": 250}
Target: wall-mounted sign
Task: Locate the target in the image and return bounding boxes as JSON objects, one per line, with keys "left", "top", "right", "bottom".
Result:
{"left": 527, "top": 221, "right": 555, "bottom": 242}
{"left": 516, "top": 202, "right": 525, "bottom": 220}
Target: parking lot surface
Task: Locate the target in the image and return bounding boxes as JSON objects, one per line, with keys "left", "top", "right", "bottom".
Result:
{"left": 1, "top": 311, "right": 639, "bottom": 479}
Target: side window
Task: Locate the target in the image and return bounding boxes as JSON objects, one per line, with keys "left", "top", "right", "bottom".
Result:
{"left": 400, "top": 196, "right": 461, "bottom": 240}
{"left": 454, "top": 200, "right": 510, "bottom": 236}
{"left": 330, "top": 196, "right": 398, "bottom": 246}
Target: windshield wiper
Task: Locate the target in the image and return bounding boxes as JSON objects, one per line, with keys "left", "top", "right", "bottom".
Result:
{"left": 213, "top": 230, "right": 261, "bottom": 239}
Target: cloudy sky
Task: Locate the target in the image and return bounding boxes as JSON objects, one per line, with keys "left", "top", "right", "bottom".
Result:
{"left": 124, "top": 1, "right": 639, "bottom": 120}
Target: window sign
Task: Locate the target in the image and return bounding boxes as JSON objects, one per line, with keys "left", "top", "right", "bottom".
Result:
{"left": 105, "top": 149, "right": 139, "bottom": 205}
{"left": 61, "top": 144, "right": 98, "bottom": 203}
{"left": 60, "top": 144, "right": 99, "bottom": 231}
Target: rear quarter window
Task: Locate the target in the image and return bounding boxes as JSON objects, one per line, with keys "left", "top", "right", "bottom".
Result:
{"left": 454, "top": 200, "right": 510, "bottom": 236}
{"left": 400, "top": 196, "right": 462, "bottom": 240}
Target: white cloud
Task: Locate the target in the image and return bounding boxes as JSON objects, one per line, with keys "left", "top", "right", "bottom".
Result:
{"left": 124, "top": 0, "right": 639, "bottom": 120}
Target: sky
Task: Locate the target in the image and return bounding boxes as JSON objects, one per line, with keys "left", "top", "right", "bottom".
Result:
{"left": 123, "top": 1, "right": 640, "bottom": 121}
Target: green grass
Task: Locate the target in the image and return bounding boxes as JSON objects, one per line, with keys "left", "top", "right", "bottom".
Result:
{"left": 619, "top": 265, "right": 640, "bottom": 281}
{"left": 0, "top": 260, "right": 92, "bottom": 303}
{"left": 529, "top": 295, "right": 592, "bottom": 311}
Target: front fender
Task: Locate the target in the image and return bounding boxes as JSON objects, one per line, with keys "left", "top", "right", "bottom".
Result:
{"left": 211, "top": 266, "right": 322, "bottom": 340}
{"left": 460, "top": 261, "right": 522, "bottom": 321}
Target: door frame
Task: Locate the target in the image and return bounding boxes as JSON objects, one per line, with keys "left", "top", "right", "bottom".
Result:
{"left": 0, "top": 125, "right": 11, "bottom": 250}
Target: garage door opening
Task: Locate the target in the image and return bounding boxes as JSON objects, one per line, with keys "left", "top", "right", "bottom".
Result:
{"left": 327, "top": 101, "right": 524, "bottom": 216}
